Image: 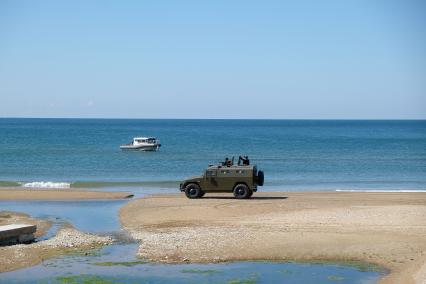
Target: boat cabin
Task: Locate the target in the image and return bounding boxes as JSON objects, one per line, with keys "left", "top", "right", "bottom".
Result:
{"left": 133, "top": 137, "right": 157, "bottom": 145}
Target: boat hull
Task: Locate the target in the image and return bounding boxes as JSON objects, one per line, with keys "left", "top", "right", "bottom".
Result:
{"left": 120, "top": 144, "right": 161, "bottom": 151}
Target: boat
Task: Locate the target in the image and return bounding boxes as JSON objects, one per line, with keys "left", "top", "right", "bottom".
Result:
{"left": 120, "top": 137, "right": 161, "bottom": 151}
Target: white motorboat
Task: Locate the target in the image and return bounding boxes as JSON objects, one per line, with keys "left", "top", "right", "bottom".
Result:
{"left": 120, "top": 137, "right": 161, "bottom": 151}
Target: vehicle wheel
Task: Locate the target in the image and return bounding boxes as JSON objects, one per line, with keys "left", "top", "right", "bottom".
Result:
{"left": 256, "top": 170, "right": 264, "bottom": 186}
{"left": 184, "top": 183, "right": 201, "bottom": 199}
{"left": 246, "top": 190, "right": 253, "bottom": 198}
{"left": 233, "top": 184, "right": 249, "bottom": 199}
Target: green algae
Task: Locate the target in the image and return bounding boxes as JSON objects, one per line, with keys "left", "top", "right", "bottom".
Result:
{"left": 342, "top": 261, "right": 386, "bottom": 273}
{"left": 93, "top": 261, "right": 148, "bottom": 267}
{"left": 293, "top": 260, "right": 386, "bottom": 274}
{"left": 327, "top": 275, "right": 345, "bottom": 281}
{"left": 278, "top": 268, "right": 293, "bottom": 275}
{"left": 55, "top": 275, "right": 120, "bottom": 284}
{"left": 65, "top": 247, "right": 104, "bottom": 257}
{"left": 181, "top": 268, "right": 220, "bottom": 275}
{"left": 227, "top": 278, "right": 257, "bottom": 284}
{"left": 227, "top": 273, "right": 258, "bottom": 284}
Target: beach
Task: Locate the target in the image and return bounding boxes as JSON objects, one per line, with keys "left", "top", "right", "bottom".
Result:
{"left": 120, "top": 191, "right": 426, "bottom": 284}
{"left": 0, "top": 188, "right": 134, "bottom": 200}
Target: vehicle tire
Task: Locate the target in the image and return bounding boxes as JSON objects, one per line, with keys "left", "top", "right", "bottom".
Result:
{"left": 184, "top": 183, "right": 201, "bottom": 199}
{"left": 246, "top": 190, "right": 253, "bottom": 198}
{"left": 256, "top": 170, "right": 264, "bottom": 186}
{"left": 233, "top": 184, "right": 250, "bottom": 199}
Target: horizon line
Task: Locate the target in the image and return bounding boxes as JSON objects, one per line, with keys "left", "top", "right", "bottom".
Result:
{"left": 1, "top": 116, "right": 425, "bottom": 121}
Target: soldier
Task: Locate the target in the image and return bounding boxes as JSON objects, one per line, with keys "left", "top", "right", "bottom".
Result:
{"left": 238, "top": 155, "right": 250, "bottom": 166}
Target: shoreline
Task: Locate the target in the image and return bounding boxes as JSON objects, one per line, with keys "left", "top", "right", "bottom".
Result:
{"left": 120, "top": 191, "right": 426, "bottom": 284}
{"left": 0, "top": 188, "right": 134, "bottom": 200}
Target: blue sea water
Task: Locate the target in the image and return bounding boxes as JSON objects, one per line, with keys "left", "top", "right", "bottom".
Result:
{"left": 0, "top": 118, "right": 425, "bottom": 191}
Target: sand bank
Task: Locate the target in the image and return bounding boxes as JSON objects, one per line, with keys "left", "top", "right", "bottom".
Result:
{"left": 0, "top": 211, "right": 51, "bottom": 238}
{"left": 0, "top": 211, "right": 112, "bottom": 272}
{"left": 0, "top": 188, "right": 133, "bottom": 200}
{"left": 120, "top": 191, "right": 426, "bottom": 284}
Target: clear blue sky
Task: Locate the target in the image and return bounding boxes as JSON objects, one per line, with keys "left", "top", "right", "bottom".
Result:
{"left": 1, "top": 0, "right": 425, "bottom": 119}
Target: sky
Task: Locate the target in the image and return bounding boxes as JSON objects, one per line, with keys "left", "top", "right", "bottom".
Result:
{"left": 0, "top": 0, "right": 425, "bottom": 119}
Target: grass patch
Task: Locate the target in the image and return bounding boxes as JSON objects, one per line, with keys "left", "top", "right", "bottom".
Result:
{"left": 93, "top": 261, "right": 148, "bottom": 267}
{"left": 181, "top": 269, "right": 220, "bottom": 275}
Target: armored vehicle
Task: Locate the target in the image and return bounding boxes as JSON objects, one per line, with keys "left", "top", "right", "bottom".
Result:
{"left": 179, "top": 156, "right": 264, "bottom": 199}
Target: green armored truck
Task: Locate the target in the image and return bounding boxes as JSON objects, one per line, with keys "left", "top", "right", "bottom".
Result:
{"left": 179, "top": 156, "right": 264, "bottom": 199}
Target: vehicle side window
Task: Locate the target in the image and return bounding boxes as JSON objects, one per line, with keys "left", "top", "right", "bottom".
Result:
{"left": 220, "top": 170, "right": 231, "bottom": 175}
{"left": 206, "top": 170, "right": 217, "bottom": 177}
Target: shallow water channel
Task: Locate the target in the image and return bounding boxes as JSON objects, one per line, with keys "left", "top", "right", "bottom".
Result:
{"left": 0, "top": 191, "right": 384, "bottom": 284}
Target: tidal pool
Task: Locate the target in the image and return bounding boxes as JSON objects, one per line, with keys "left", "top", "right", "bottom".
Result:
{"left": 0, "top": 243, "right": 384, "bottom": 284}
{"left": 0, "top": 192, "right": 385, "bottom": 284}
{"left": 0, "top": 187, "right": 174, "bottom": 233}
{"left": 0, "top": 199, "right": 127, "bottom": 233}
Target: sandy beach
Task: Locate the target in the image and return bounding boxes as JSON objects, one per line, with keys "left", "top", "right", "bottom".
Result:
{"left": 0, "top": 188, "right": 134, "bottom": 200}
{"left": 120, "top": 191, "right": 426, "bottom": 284}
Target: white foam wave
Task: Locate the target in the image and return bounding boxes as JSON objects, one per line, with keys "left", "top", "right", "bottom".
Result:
{"left": 336, "top": 189, "right": 426, "bottom": 193}
{"left": 21, "top": 181, "right": 71, "bottom": 189}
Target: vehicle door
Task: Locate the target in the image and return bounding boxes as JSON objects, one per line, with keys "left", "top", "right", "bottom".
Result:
{"left": 217, "top": 168, "right": 234, "bottom": 191}
{"left": 204, "top": 169, "right": 218, "bottom": 191}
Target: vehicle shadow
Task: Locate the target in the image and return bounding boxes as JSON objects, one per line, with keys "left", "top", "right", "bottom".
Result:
{"left": 202, "top": 196, "right": 288, "bottom": 200}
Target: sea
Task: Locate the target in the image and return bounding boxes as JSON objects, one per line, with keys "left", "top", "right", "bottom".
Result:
{"left": 0, "top": 118, "right": 425, "bottom": 192}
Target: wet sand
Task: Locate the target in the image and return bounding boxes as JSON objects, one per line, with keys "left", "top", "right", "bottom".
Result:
{"left": 120, "top": 191, "right": 426, "bottom": 284}
{"left": 0, "top": 188, "right": 134, "bottom": 200}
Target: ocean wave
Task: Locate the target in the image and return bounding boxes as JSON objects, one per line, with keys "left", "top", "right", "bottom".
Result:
{"left": 0, "top": 180, "right": 179, "bottom": 189}
{"left": 71, "top": 181, "right": 179, "bottom": 188}
{"left": 21, "top": 181, "right": 71, "bottom": 188}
